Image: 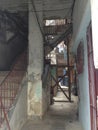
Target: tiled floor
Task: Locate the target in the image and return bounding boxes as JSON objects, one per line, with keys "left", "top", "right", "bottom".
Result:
{"left": 21, "top": 91, "right": 83, "bottom": 130}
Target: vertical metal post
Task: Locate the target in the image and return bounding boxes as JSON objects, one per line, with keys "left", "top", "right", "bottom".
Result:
{"left": 66, "top": 40, "right": 71, "bottom": 102}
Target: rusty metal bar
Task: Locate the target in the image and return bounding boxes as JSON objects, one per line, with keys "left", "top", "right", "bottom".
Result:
{"left": 0, "top": 50, "right": 27, "bottom": 129}
{"left": 52, "top": 73, "right": 67, "bottom": 89}
{"left": 0, "top": 99, "right": 11, "bottom": 130}
{"left": 51, "top": 74, "right": 70, "bottom": 100}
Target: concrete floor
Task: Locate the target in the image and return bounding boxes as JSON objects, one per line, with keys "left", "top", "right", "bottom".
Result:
{"left": 21, "top": 91, "right": 83, "bottom": 130}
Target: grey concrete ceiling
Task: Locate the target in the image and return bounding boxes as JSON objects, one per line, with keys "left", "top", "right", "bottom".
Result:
{"left": 33, "top": 0, "right": 74, "bottom": 19}
{"left": 43, "top": 0, "right": 73, "bottom": 19}
{"left": 0, "top": 0, "right": 74, "bottom": 19}
{"left": 0, "top": 0, "right": 28, "bottom": 11}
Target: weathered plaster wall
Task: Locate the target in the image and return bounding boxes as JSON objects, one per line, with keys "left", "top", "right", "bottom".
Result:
{"left": 28, "top": 80, "right": 43, "bottom": 117}
{"left": 28, "top": 2, "right": 45, "bottom": 118}
{"left": 28, "top": 3, "right": 43, "bottom": 76}
{"left": 28, "top": 77, "right": 50, "bottom": 118}
{"left": 72, "top": 0, "right": 91, "bottom": 130}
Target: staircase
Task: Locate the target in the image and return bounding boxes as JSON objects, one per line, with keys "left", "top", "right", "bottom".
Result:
{"left": 0, "top": 50, "right": 27, "bottom": 129}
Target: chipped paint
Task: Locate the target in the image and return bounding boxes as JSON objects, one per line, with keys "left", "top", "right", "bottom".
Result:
{"left": 28, "top": 80, "right": 42, "bottom": 117}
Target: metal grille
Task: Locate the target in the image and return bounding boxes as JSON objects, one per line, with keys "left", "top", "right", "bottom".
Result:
{"left": 0, "top": 50, "right": 27, "bottom": 129}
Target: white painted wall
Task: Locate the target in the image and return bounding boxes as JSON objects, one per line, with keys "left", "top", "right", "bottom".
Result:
{"left": 91, "top": 0, "right": 98, "bottom": 68}
{"left": 72, "top": 0, "right": 91, "bottom": 130}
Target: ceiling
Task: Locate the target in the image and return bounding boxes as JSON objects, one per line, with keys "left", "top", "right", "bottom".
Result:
{"left": 0, "top": 0, "right": 74, "bottom": 54}
{"left": 0, "top": 0, "right": 74, "bottom": 19}
{"left": 33, "top": 0, "right": 74, "bottom": 19}
{"left": 0, "top": 0, "right": 28, "bottom": 11}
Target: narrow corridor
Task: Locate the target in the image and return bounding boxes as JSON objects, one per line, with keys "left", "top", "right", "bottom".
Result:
{"left": 21, "top": 91, "right": 83, "bottom": 130}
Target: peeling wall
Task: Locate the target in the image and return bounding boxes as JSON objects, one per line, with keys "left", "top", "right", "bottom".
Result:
{"left": 28, "top": 80, "right": 43, "bottom": 118}
{"left": 28, "top": 2, "right": 47, "bottom": 118}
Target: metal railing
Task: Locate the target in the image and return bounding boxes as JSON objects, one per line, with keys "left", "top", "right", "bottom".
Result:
{"left": 0, "top": 98, "right": 11, "bottom": 130}
{"left": 0, "top": 50, "right": 27, "bottom": 129}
